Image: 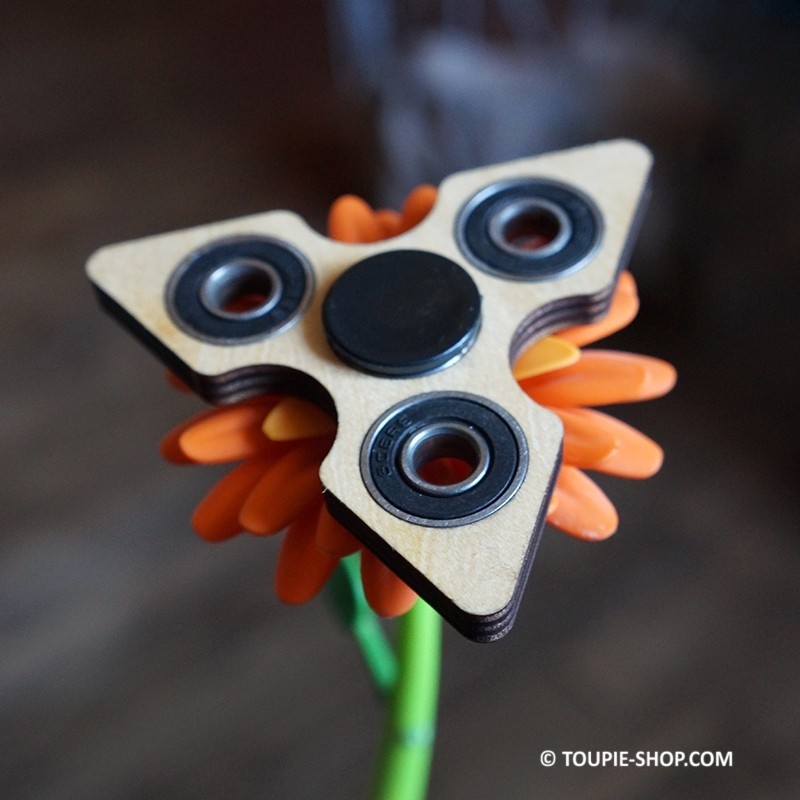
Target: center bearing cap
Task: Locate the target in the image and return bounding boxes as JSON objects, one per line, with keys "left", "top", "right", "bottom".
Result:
{"left": 322, "top": 250, "right": 481, "bottom": 377}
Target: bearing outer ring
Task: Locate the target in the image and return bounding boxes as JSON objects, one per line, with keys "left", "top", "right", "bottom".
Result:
{"left": 455, "top": 178, "right": 603, "bottom": 281}
{"left": 360, "top": 392, "right": 529, "bottom": 527}
{"left": 166, "top": 235, "right": 314, "bottom": 344}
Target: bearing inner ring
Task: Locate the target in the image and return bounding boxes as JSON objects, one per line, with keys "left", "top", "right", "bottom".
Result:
{"left": 199, "top": 258, "right": 283, "bottom": 321}
{"left": 487, "top": 197, "right": 573, "bottom": 258}
{"left": 361, "top": 392, "right": 528, "bottom": 527}
{"left": 399, "top": 420, "right": 491, "bottom": 497}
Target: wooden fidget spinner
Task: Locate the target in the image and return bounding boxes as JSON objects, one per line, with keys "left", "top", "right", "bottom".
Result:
{"left": 87, "top": 140, "right": 652, "bottom": 641}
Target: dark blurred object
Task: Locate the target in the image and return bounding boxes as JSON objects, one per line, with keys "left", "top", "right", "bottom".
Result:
{"left": 328, "top": 0, "right": 800, "bottom": 472}
{"left": 329, "top": 1, "right": 710, "bottom": 192}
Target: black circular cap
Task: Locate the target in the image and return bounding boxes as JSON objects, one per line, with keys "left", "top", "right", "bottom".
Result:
{"left": 322, "top": 250, "right": 481, "bottom": 377}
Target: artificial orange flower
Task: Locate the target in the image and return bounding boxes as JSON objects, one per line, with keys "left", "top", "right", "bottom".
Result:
{"left": 161, "top": 184, "right": 675, "bottom": 618}
{"left": 514, "top": 271, "right": 676, "bottom": 541}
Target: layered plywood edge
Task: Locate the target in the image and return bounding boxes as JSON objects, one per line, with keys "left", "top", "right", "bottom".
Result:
{"left": 87, "top": 139, "right": 652, "bottom": 641}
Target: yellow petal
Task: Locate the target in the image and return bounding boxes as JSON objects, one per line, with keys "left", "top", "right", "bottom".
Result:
{"left": 513, "top": 336, "right": 581, "bottom": 380}
{"left": 262, "top": 397, "right": 336, "bottom": 441}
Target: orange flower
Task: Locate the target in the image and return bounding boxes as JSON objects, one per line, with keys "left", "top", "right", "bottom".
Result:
{"left": 513, "top": 271, "right": 676, "bottom": 541}
{"left": 162, "top": 185, "right": 675, "bottom": 617}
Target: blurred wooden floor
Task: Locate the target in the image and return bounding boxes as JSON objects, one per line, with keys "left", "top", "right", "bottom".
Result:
{"left": 2, "top": 2, "right": 799, "bottom": 798}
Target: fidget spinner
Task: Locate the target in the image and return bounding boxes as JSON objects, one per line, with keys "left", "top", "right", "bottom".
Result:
{"left": 87, "top": 140, "right": 652, "bottom": 641}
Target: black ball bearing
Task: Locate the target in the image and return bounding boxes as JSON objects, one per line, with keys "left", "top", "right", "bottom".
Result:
{"left": 361, "top": 392, "right": 528, "bottom": 527}
{"left": 166, "top": 235, "right": 313, "bottom": 343}
{"left": 456, "top": 178, "right": 602, "bottom": 280}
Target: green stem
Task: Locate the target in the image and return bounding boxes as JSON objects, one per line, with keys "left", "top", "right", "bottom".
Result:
{"left": 372, "top": 600, "right": 442, "bottom": 800}
{"left": 328, "top": 555, "right": 398, "bottom": 696}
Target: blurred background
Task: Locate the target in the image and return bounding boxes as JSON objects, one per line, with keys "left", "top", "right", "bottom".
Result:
{"left": 2, "top": 1, "right": 799, "bottom": 797}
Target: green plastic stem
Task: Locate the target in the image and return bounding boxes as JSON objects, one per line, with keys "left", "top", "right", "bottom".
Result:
{"left": 329, "top": 555, "right": 398, "bottom": 696}
{"left": 372, "top": 599, "right": 442, "bottom": 800}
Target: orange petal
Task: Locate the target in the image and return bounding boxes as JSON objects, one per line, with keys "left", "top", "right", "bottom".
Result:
{"left": 547, "top": 465, "right": 618, "bottom": 541}
{"left": 165, "top": 370, "right": 193, "bottom": 393}
{"left": 275, "top": 504, "right": 339, "bottom": 604}
{"left": 360, "top": 549, "right": 417, "bottom": 618}
{"left": 262, "top": 397, "right": 336, "bottom": 441}
{"left": 178, "top": 402, "right": 280, "bottom": 464}
{"left": 522, "top": 350, "right": 676, "bottom": 407}
{"left": 557, "top": 272, "right": 639, "bottom": 347}
{"left": 565, "top": 408, "right": 663, "bottom": 478}
{"left": 617, "top": 270, "right": 637, "bottom": 296}
{"left": 640, "top": 356, "right": 678, "bottom": 401}
{"left": 160, "top": 407, "right": 221, "bottom": 464}
{"left": 191, "top": 456, "right": 278, "bottom": 541}
{"left": 327, "top": 195, "right": 382, "bottom": 243}
{"left": 557, "top": 273, "right": 639, "bottom": 347}
{"left": 315, "top": 505, "right": 361, "bottom": 556}
{"left": 374, "top": 209, "right": 403, "bottom": 239}
{"left": 513, "top": 336, "right": 581, "bottom": 380}
{"left": 553, "top": 407, "right": 618, "bottom": 468}
{"left": 238, "top": 441, "right": 328, "bottom": 535}
{"left": 399, "top": 184, "right": 437, "bottom": 232}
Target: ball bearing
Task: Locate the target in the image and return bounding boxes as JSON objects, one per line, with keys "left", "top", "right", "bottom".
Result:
{"left": 166, "top": 235, "right": 313, "bottom": 344}
{"left": 361, "top": 392, "right": 528, "bottom": 527}
{"left": 456, "top": 178, "right": 603, "bottom": 280}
